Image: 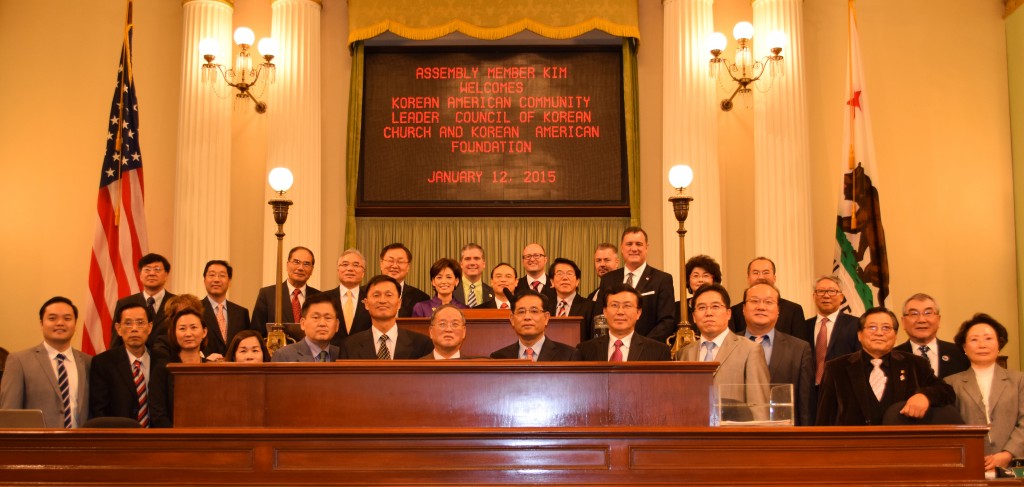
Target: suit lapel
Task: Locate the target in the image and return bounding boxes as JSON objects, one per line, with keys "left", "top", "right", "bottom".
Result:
{"left": 537, "top": 339, "right": 556, "bottom": 361}
{"left": 632, "top": 267, "right": 654, "bottom": 294}
{"left": 202, "top": 301, "right": 225, "bottom": 347}
{"left": 626, "top": 336, "right": 645, "bottom": 361}
{"left": 889, "top": 353, "right": 911, "bottom": 403}
{"left": 989, "top": 366, "right": 1010, "bottom": 418}
{"left": 279, "top": 285, "right": 295, "bottom": 323}
{"left": 767, "top": 334, "right": 786, "bottom": 376}
{"left": 394, "top": 330, "right": 410, "bottom": 359}
{"left": 590, "top": 336, "right": 610, "bottom": 360}
{"left": 116, "top": 348, "right": 138, "bottom": 401}
{"left": 845, "top": 353, "right": 875, "bottom": 421}
{"left": 959, "top": 370, "right": 987, "bottom": 417}
{"left": 713, "top": 333, "right": 739, "bottom": 372}
{"left": 32, "top": 345, "right": 60, "bottom": 396}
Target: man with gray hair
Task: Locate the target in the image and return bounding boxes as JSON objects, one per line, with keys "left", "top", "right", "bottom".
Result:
{"left": 803, "top": 275, "right": 861, "bottom": 387}
{"left": 894, "top": 293, "right": 969, "bottom": 379}
{"left": 320, "top": 249, "right": 371, "bottom": 347}
{"left": 422, "top": 304, "right": 469, "bottom": 360}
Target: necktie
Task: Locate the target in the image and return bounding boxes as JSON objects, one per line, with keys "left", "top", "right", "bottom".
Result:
{"left": 524, "top": 348, "right": 536, "bottom": 362}
{"left": 132, "top": 359, "right": 150, "bottom": 428}
{"left": 316, "top": 350, "right": 328, "bottom": 363}
{"left": 610, "top": 339, "right": 624, "bottom": 362}
{"left": 815, "top": 317, "right": 829, "bottom": 384}
{"left": 215, "top": 304, "right": 228, "bottom": 342}
{"left": 146, "top": 296, "right": 156, "bottom": 317}
{"left": 557, "top": 300, "right": 568, "bottom": 317}
{"left": 869, "top": 358, "right": 886, "bottom": 401}
{"left": 918, "top": 345, "right": 937, "bottom": 376}
{"left": 290, "top": 288, "right": 302, "bottom": 323}
{"left": 377, "top": 334, "right": 391, "bottom": 360}
{"left": 343, "top": 291, "right": 355, "bottom": 333}
{"left": 467, "top": 283, "right": 478, "bottom": 307}
{"left": 56, "top": 353, "right": 72, "bottom": 428}
{"left": 749, "top": 335, "right": 762, "bottom": 343}
{"left": 702, "top": 341, "right": 716, "bottom": 362}
{"left": 531, "top": 281, "right": 540, "bottom": 292}
{"left": 500, "top": 302, "right": 509, "bottom": 310}
{"left": 625, "top": 272, "right": 634, "bottom": 288}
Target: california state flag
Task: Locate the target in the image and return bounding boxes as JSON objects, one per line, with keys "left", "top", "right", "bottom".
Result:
{"left": 833, "top": 0, "right": 890, "bottom": 316}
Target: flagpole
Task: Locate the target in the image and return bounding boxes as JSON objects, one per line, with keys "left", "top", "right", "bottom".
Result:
{"left": 113, "top": 0, "right": 133, "bottom": 226}
{"left": 847, "top": 0, "right": 857, "bottom": 228}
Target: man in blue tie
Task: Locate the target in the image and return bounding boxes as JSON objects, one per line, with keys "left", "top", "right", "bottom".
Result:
{"left": 272, "top": 293, "right": 341, "bottom": 363}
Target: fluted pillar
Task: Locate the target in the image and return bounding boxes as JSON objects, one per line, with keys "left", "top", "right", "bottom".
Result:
{"left": 263, "top": 0, "right": 322, "bottom": 288}
{"left": 752, "top": 0, "right": 813, "bottom": 311}
{"left": 662, "top": 0, "right": 722, "bottom": 296}
{"left": 173, "top": 0, "right": 233, "bottom": 295}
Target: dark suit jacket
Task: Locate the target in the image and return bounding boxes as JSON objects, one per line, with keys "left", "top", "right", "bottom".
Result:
{"left": 250, "top": 283, "right": 320, "bottom": 336}
{"left": 729, "top": 298, "right": 805, "bottom": 337}
{"left": 452, "top": 280, "right": 494, "bottom": 308}
{"left": 201, "top": 298, "right": 251, "bottom": 357}
{"left": 895, "top": 339, "right": 970, "bottom": 379}
{"left": 515, "top": 276, "right": 558, "bottom": 302}
{"left": 89, "top": 346, "right": 167, "bottom": 424}
{"left": 109, "top": 291, "right": 176, "bottom": 351}
{"left": 816, "top": 349, "right": 956, "bottom": 426}
{"left": 318, "top": 286, "right": 372, "bottom": 348}
{"left": 594, "top": 266, "right": 677, "bottom": 343}
{"left": 545, "top": 295, "right": 596, "bottom": 342}
{"left": 763, "top": 331, "right": 815, "bottom": 426}
{"left": 341, "top": 328, "right": 433, "bottom": 359}
{"left": 577, "top": 333, "right": 672, "bottom": 362}
{"left": 804, "top": 313, "right": 862, "bottom": 364}
{"left": 399, "top": 284, "right": 430, "bottom": 318}
{"left": 490, "top": 337, "right": 582, "bottom": 361}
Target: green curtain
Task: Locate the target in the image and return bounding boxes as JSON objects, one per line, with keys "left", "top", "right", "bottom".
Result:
{"left": 343, "top": 42, "right": 364, "bottom": 251}
{"left": 623, "top": 37, "right": 641, "bottom": 226}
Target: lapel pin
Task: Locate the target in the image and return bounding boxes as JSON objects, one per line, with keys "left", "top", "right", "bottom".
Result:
{"left": 941, "top": 355, "right": 950, "bottom": 362}
{"left": 899, "top": 370, "right": 906, "bottom": 381}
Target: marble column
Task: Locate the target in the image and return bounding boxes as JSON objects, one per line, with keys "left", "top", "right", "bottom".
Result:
{"left": 173, "top": 0, "right": 233, "bottom": 295}
{"left": 662, "top": 0, "right": 723, "bottom": 297}
{"left": 752, "top": 0, "right": 813, "bottom": 311}
{"left": 262, "top": 0, "right": 323, "bottom": 288}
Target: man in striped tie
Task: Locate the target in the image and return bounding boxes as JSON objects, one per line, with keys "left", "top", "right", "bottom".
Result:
{"left": 1, "top": 297, "right": 92, "bottom": 428}
{"left": 546, "top": 258, "right": 595, "bottom": 342}
{"left": 89, "top": 303, "right": 168, "bottom": 427}
{"left": 453, "top": 243, "right": 493, "bottom": 308}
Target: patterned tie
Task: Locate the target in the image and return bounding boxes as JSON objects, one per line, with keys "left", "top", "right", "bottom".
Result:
{"left": 609, "top": 339, "right": 623, "bottom": 362}
{"left": 377, "top": 334, "right": 391, "bottom": 360}
{"left": 316, "top": 350, "right": 328, "bottom": 363}
{"left": 467, "top": 283, "right": 478, "bottom": 308}
{"left": 56, "top": 353, "right": 72, "bottom": 428}
{"left": 919, "top": 345, "right": 936, "bottom": 376}
{"left": 869, "top": 358, "right": 886, "bottom": 401}
{"left": 132, "top": 359, "right": 150, "bottom": 428}
{"left": 524, "top": 348, "right": 536, "bottom": 362}
{"left": 215, "top": 304, "right": 228, "bottom": 342}
{"left": 146, "top": 296, "right": 156, "bottom": 317}
{"left": 500, "top": 302, "right": 509, "bottom": 310}
{"left": 815, "top": 317, "right": 829, "bottom": 385}
{"left": 343, "top": 291, "right": 355, "bottom": 333}
{"left": 290, "top": 288, "right": 302, "bottom": 323}
{"left": 749, "top": 335, "right": 762, "bottom": 343}
{"left": 625, "top": 272, "right": 634, "bottom": 288}
{"left": 531, "top": 281, "right": 540, "bottom": 292}
{"left": 557, "top": 300, "right": 569, "bottom": 317}
{"left": 702, "top": 341, "right": 716, "bottom": 362}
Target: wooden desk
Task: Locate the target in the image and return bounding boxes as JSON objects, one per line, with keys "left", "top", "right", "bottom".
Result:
{"left": 397, "top": 310, "right": 582, "bottom": 357}
{"left": 171, "top": 362, "right": 716, "bottom": 428}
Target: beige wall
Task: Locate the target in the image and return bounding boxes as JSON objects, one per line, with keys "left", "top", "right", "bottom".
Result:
{"left": 0, "top": 0, "right": 1017, "bottom": 369}
{"left": 1008, "top": 2, "right": 1024, "bottom": 363}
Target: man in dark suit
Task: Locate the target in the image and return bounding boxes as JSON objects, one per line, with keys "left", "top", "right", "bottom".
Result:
{"left": 90, "top": 303, "right": 167, "bottom": 427}
{"left": 895, "top": 293, "right": 969, "bottom": 379}
{"left": 109, "top": 253, "right": 175, "bottom": 351}
{"left": 594, "top": 227, "right": 676, "bottom": 343}
{"left": 452, "top": 243, "right": 494, "bottom": 308}
{"left": 200, "top": 260, "right": 250, "bottom": 358}
{"left": 546, "top": 258, "right": 595, "bottom": 341}
{"left": 586, "top": 243, "right": 619, "bottom": 302}
{"left": 514, "top": 243, "right": 557, "bottom": 302}
{"left": 816, "top": 307, "right": 956, "bottom": 426}
{"left": 423, "top": 305, "right": 469, "bottom": 359}
{"left": 491, "top": 290, "right": 581, "bottom": 361}
{"left": 478, "top": 263, "right": 516, "bottom": 310}
{"left": 320, "top": 249, "right": 372, "bottom": 348}
{"left": 741, "top": 281, "right": 814, "bottom": 425}
{"left": 342, "top": 275, "right": 433, "bottom": 360}
{"left": 729, "top": 257, "right": 805, "bottom": 337}
{"left": 804, "top": 275, "right": 861, "bottom": 388}
{"left": 251, "top": 246, "right": 320, "bottom": 336}
{"left": 1, "top": 297, "right": 91, "bottom": 428}
{"left": 578, "top": 283, "right": 671, "bottom": 361}
{"left": 379, "top": 243, "right": 430, "bottom": 317}
{"left": 271, "top": 293, "right": 341, "bottom": 362}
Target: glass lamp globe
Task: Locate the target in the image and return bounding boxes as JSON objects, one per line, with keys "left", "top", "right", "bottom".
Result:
{"left": 198, "top": 38, "right": 219, "bottom": 59}
{"left": 707, "top": 32, "right": 727, "bottom": 53}
{"left": 257, "top": 38, "right": 278, "bottom": 58}
{"left": 668, "top": 165, "right": 694, "bottom": 189}
{"left": 733, "top": 21, "right": 754, "bottom": 41}
{"left": 233, "top": 27, "right": 255, "bottom": 46}
{"left": 268, "top": 167, "right": 294, "bottom": 193}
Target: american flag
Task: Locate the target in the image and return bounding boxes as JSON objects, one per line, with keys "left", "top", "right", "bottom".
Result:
{"left": 81, "top": 1, "right": 150, "bottom": 355}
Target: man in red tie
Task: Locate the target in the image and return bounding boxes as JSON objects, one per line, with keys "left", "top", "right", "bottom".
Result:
{"left": 803, "top": 275, "right": 861, "bottom": 390}
{"left": 514, "top": 243, "right": 556, "bottom": 302}
{"left": 545, "top": 258, "right": 595, "bottom": 341}
{"left": 481, "top": 263, "right": 516, "bottom": 310}
{"left": 576, "top": 283, "right": 670, "bottom": 362}
{"left": 250, "top": 246, "right": 319, "bottom": 337}
{"left": 200, "top": 260, "right": 250, "bottom": 359}
{"left": 489, "top": 290, "right": 580, "bottom": 361}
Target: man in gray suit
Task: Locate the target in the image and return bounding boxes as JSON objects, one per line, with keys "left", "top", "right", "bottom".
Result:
{"left": 1, "top": 297, "right": 91, "bottom": 428}
{"left": 271, "top": 293, "right": 341, "bottom": 362}
{"left": 742, "top": 281, "right": 814, "bottom": 425}
{"left": 678, "top": 284, "right": 769, "bottom": 420}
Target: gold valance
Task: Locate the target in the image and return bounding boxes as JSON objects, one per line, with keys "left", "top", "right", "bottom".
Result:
{"left": 347, "top": 0, "right": 639, "bottom": 46}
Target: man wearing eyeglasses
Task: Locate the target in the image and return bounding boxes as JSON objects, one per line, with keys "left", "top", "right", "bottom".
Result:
{"left": 728, "top": 257, "right": 806, "bottom": 338}
{"left": 379, "top": 243, "right": 430, "bottom": 317}
{"left": 341, "top": 275, "right": 433, "bottom": 360}
{"left": 804, "top": 275, "right": 861, "bottom": 388}
{"left": 271, "top": 293, "right": 341, "bottom": 363}
{"left": 577, "top": 283, "right": 670, "bottom": 361}
{"left": 514, "top": 243, "right": 557, "bottom": 302}
{"left": 109, "top": 253, "right": 176, "bottom": 353}
{"left": 894, "top": 293, "right": 969, "bottom": 379}
{"left": 422, "top": 304, "right": 469, "bottom": 359}
{"left": 546, "top": 258, "right": 596, "bottom": 341}
{"left": 319, "top": 249, "right": 371, "bottom": 347}
{"left": 490, "top": 290, "right": 581, "bottom": 361}
{"left": 251, "top": 246, "right": 320, "bottom": 337}
{"left": 817, "top": 307, "right": 956, "bottom": 426}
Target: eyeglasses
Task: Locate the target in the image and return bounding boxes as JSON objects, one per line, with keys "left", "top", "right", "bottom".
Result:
{"left": 746, "top": 298, "right": 776, "bottom": 307}
{"left": 289, "top": 259, "right": 313, "bottom": 268}
{"left": 552, "top": 270, "right": 577, "bottom": 278}
{"left": 694, "top": 303, "right": 727, "bottom": 313}
{"left": 140, "top": 265, "right": 165, "bottom": 274}
{"left": 338, "top": 262, "right": 364, "bottom": 269}
{"left": 814, "top": 289, "right": 841, "bottom": 297}
{"left": 904, "top": 309, "right": 938, "bottom": 318}
{"left": 367, "top": 291, "right": 397, "bottom": 300}
{"left": 431, "top": 322, "right": 465, "bottom": 330}
{"left": 119, "top": 319, "right": 150, "bottom": 329}
{"left": 606, "top": 302, "right": 637, "bottom": 311}
{"left": 864, "top": 325, "right": 895, "bottom": 334}
{"left": 521, "top": 253, "right": 546, "bottom": 260}
{"left": 513, "top": 307, "right": 545, "bottom": 316}
{"left": 305, "top": 314, "right": 336, "bottom": 322}
{"left": 381, "top": 258, "right": 409, "bottom": 267}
